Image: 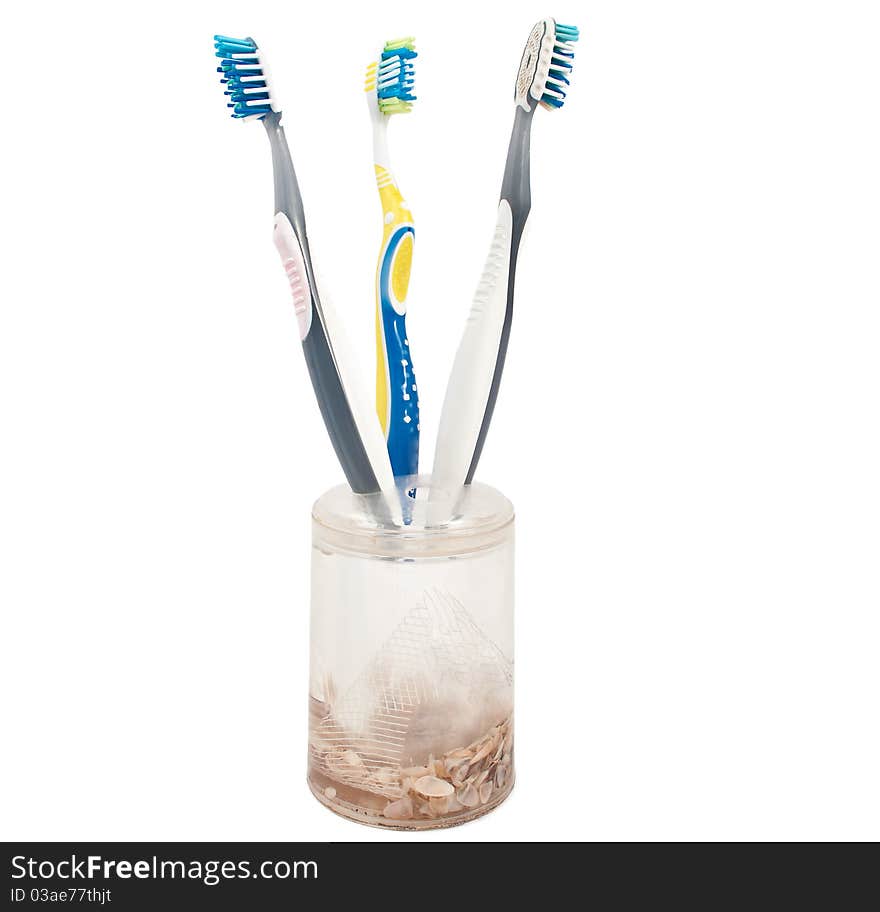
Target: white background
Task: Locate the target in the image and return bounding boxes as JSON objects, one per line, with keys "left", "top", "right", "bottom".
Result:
{"left": 1, "top": 1, "right": 878, "bottom": 841}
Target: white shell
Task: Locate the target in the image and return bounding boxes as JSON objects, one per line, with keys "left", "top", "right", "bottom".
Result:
{"left": 383, "top": 796, "right": 414, "bottom": 820}
{"left": 413, "top": 775, "right": 455, "bottom": 798}
{"left": 458, "top": 783, "right": 480, "bottom": 808}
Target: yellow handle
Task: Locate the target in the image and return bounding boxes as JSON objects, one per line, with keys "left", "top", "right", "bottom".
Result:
{"left": 375, "top": 165, "right": 414, "bottom": 435}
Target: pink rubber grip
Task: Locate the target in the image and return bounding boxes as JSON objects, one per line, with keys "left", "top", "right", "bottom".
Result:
{"left": 273, "top": 213, "right": 312, "bottom": 340}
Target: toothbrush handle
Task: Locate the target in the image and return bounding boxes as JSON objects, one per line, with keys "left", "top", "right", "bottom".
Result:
{"left": 432, "top": 106, "right": 534, "bottom": 498}
{"left": 263, "top": 115, "right": 400, "bottom": 515}
{"left": 273, "top": 212, "right": 395, "bottom": 502}
{"left": 432, "top": 199, "right": 521, "bottom": 496}
{"left": 374, "top": 167, "right": 420, "bottom": 480}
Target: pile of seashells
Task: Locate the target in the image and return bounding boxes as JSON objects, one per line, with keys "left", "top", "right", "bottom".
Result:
{"left": 382, "top": 715, "right": 513, "bottom": 821}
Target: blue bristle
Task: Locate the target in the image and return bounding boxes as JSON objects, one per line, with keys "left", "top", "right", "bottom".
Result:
{"left": 381, "top": 47, "right": 416, "bottom": 61}
{"left": 376, "top": 47, "right": 418, "bottom": 108}
{"left": 213, "top": 35, "right": 273, "bottom": 119}
{"left": 541, "top": 21, "right": 579, "bottom": 109}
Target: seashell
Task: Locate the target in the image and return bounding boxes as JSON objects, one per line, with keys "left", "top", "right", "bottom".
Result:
{"left": 451, "top": 766, "right": 467, "bottom": 787}
{"left": 400, "top": 766, "right": 431, "bottom": 779}
{"left": 383, "top": 796, "right": 414, "bottom": 820}
{"left": 457, "top": 783, "right": 480, "bottom": 808}
{"left": 470, "top": 740, "right": 495, "bottom": 765}
{"left": 413, "top": 775, "right": 455, "bottom": 799}
{"left": 479, "top": 781, "right": 493, "bottom": 804}
{"left": 474, "top": 768, "right": 491, "bottom": 787}
{"left": 495, "top": 766, "right": 507, "bottom": 790}
{"left": 401, "top": 777, "right": 414, "bottom": 794}
{"left": 324, "top": 786, "right": 336, "bottom": 800}
{"left": 429, "top": 796, "right": 449, "bottom": 815}
{"left": 446, "top": 747, "right": 473, "bottom": 760}
{"left": 341, "top": 749, "right": 365, "bottom": 768}
{"left": 432, "top": 759, "right": 447, "bottom": 779}
{"left": 444, "top": 758, "right": 467, "bottom": 776}
{"left": 416, "top": 800, "right": 431, "bottom": 817}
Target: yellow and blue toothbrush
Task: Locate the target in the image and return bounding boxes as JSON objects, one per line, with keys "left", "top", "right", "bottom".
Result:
{"left": 365, "top": 39, "right": 420, "bottom": 502}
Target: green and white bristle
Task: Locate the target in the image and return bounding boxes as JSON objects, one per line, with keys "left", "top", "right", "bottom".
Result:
{"left": 214, "top": 35, "right": 279, "bottom": 120}
{"left": 515, "top": 18, "right": 579, "bottom": 112}
{"left": 365, "top": 38, "right": 417, "bottom": 115}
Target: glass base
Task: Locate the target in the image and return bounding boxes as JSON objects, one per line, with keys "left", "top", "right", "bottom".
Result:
{"left": 308, "top": 773, "right": 514, "bottom": 831}
{"left": 308, "top": 699, "right": 514, "bottom": 830}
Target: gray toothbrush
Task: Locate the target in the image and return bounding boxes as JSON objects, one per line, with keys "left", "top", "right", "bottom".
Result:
{"left": 215, "top": 35, "right": 400, "bottom": 522}
{"left": 430, "top": 19, "right": 579, "bottom": 512}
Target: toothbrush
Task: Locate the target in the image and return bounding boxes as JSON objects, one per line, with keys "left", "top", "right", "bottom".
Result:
{"left": 365, "top": 39, "right": 420, "bottom": 489}
{"left": 214, "top": 35, "right": 401, "bottom": 523}
{"left": 430, "top": 19, "right": 579, "bottom": 508}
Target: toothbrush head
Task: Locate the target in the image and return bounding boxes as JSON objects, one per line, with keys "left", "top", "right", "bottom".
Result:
{"left": 515, "top": 18, "right": 579, "bottom": 112}
{"left": 365, "top": 38, "right": 417, "bottom": 115}
{"left": 214, "top": 35, "right": 279, "bottom": 119}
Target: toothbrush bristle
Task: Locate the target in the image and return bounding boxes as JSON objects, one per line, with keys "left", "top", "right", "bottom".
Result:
{"left": 364, "top": 37, "right": 416, "bottom": 114}
{"left": 539, "top": 22, "right": 579, "bottom": 110}
{"left": 515, "top": 19, "right": 579, "bottom": 112}
{"left": 213, "top": 34, "right": 276, "bottom": 120}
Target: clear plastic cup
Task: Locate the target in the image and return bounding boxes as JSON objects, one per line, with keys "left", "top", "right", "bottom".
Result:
{"left": 307, "top": 478, "right": 515, "bottom": 829}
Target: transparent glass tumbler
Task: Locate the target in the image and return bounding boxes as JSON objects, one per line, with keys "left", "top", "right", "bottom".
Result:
{"left": 307, "top": 479, "right": 514, "bottom": 830}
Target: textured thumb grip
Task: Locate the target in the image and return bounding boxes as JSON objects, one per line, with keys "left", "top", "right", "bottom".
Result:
{"left": 273, "top": 212, "right": 312, "bottom": 340}
{"left": 431, "top": 200, "right": 514, "bottom": 502}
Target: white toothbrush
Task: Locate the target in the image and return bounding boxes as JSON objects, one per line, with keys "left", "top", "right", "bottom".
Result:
{"left": 430, "top": 19, "right": 579, "bottom": 517}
